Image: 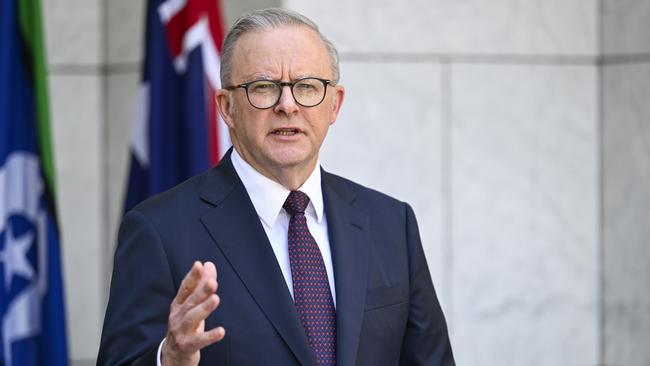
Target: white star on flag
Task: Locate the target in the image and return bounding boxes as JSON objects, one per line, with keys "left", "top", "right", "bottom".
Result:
{"left": 0, "top": 222, "right": 35, "bottom": 290}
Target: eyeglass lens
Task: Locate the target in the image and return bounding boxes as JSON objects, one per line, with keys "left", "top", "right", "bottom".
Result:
{"left": 246, "top": 78, "right": 326, "bottom": 109}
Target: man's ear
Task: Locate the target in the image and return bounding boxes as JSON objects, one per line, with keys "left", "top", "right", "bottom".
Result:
{"left": 328, "top": 84, "right": 345, "bottom": 125}
{"left": 214, "top": 89, "right": 235, "bottom": 129}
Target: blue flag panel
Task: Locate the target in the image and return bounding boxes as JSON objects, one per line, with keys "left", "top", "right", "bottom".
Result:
{"left": 0, "top": 0, "right": 69, "bottom": 365}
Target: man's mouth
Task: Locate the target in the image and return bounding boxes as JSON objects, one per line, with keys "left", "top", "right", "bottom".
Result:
{"left": 272, "top": 128, "right": 300, "bottom": 136}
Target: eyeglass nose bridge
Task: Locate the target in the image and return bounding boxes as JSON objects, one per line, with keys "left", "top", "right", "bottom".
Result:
{"left": 277, "top": 81, "right": 295, "bottom": 89}
{"left": 274, "top": 81, "right": 297, "bottom": 107}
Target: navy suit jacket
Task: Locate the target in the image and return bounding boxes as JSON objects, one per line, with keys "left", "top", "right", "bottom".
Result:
{"left": 98, "top": 151, "right": 454, "bottom": 365}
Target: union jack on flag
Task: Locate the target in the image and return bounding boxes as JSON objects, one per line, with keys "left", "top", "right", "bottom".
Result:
{"left": 124, "top": 0, "right": 229, "bottom": 212}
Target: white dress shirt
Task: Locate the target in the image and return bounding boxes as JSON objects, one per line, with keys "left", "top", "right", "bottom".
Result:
{"left": 157, "top": 149, "right": 335, "bottom": 363}
{"left": 230, "top": 148, "right": 336, "bottom": 304}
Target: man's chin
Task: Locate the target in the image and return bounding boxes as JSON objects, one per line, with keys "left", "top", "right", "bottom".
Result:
{"left": 267, "top": 152, "right": 317, "bottom": 172}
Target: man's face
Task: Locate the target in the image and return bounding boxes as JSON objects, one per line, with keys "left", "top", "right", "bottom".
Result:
{"left": 217, "top": 26, "right": 344, "bottom": 183}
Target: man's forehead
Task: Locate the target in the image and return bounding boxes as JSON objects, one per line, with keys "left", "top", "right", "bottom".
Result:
{"left": 230, "top": 25, "right": 330, "bottom": 79}
{"left": 236, "top": 24, "right": 321, "bottom": 44}
{"left": 233, "top": 26, "right": 326, "bottom": 58}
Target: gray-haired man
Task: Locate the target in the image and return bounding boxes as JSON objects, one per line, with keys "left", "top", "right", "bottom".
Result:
{"left": 98, "top": 8, "right": 454, "bottom": 366}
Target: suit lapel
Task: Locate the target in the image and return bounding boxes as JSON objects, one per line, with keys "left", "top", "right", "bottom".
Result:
{"left": 198, "top": 153, "right": 316, "bottom": 366}
{"left": 322, "top": 172, "right": 370, "bottom": 366}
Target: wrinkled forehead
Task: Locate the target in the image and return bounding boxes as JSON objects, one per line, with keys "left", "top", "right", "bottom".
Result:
{"left": 230, "top": 25, "right": 332, "bottom": 81}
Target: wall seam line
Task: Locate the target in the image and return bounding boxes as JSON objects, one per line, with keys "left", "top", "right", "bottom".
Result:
{"left": 100, "top": 0, "right": 111, "bottom": 327}
{"left": 597, "top": 0, "right": 606, "bottom": 364}
{"left": 440, "top": 58, "right": 454, "bottom": 331}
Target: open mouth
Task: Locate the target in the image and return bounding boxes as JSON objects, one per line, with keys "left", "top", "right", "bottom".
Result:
{"left": 272, "top": 128, "right": 300, "bottom": 136}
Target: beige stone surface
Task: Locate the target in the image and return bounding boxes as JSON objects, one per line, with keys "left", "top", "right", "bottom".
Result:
{"left": 450, "top": 63, "right": 599, "bottom": 365}
{"left": 603, "top": 63, "right": 650, "bottom": 366}
{"left": 43, "top": 0, "right": 103, "bottom": 65}
{"left": 603, "top": 0, "right": 650, "bottom": 55}
{"left": 50, "top": 74, "right": 104, "bottom": 361}
{"left": 285, "top": 0, "right": 597, "bottom": 56}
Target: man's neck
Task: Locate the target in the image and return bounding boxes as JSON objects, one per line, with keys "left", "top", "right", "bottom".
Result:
{"left": 232, "top": 147, "right": 318, "bottom": 191}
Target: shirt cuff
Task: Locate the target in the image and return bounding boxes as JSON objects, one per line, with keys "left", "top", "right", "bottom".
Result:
{"left": 157, "top": 337, "right": 166, "bottom": 366}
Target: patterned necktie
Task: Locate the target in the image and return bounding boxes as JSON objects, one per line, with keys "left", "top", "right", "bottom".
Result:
{"left": 283, "top": 190, "right": 337, "bottom": 366}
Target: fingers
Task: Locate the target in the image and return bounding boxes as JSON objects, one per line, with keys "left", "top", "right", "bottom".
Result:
{"left": 170, "top": 324, "right": 226, "bottom": 353}
{"left": 204, "top": 261, "right": 217, "bottom": 281}
{"left": 180, "top": 294, "right": 220, "bottom": 332}
{"left": 175, "top": 261, "right": 203, "bottom": 305}
{"left": 175, "top": 261, "right": 218, "bottom": 306}
{"left": 193, "top": 326, "right": 226, "bottom": 351}
{"left": 165, "top": 261, "right": 225, "bottom": 361}
{"left": 184, "top": 276, "right": 217, "bottom": 310}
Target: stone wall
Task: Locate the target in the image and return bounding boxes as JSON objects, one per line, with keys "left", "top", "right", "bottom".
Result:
{"left": 42, "top": 0, "right": 650, "bottom": 364}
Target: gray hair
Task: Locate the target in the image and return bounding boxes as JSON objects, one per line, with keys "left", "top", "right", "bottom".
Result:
{"left": 220, "top": 8, "right": 340, "bottom": 86}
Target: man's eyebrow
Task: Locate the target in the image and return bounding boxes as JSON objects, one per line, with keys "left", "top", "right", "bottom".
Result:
{"left": 293, "top": 74, "right": 318, "bottom": 80}
{"left": 242, "top": 73, "right": 274, "bottom": 81}
{"left": 240, "top": 73, "right": 323, "bottom": 82}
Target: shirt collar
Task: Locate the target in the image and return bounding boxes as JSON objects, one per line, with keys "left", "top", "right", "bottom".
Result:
{"left": 230, "top": 148, "right": 324, "bottom": 227}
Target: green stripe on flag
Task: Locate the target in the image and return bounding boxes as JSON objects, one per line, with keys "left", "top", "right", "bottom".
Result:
{"left": 17, "top": 0, "right": 57, "bottom": 197}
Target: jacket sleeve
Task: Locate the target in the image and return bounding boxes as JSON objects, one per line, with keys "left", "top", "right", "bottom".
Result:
{"left": 399, "top": 203, "right": 455, "bottom": 366}
{"left": 97, "top": 210, "right": 176, "bottom": 366}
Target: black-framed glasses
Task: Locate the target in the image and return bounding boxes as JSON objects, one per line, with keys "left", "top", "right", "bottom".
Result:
{"left": 224, "top": 77, "right": 332, "bottom": 109}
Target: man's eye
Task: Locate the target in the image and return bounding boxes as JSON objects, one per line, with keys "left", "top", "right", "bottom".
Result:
{"left": 295, "top": 82, "right": 317, "bottom": 91}
{"left": 250, "top": 83, "right": 276, "bottom": 93}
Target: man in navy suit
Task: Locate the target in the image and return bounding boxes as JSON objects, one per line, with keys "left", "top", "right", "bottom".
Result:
{"left": 98, "top": 8, "right": 454, "bottom": 366}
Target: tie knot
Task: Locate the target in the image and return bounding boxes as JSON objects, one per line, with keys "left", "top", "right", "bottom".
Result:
{"left": 283, "top": 190, "right": 310, "bottom": 215}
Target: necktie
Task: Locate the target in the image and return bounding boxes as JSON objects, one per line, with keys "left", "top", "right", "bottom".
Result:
{"left": 283, "top": 190, "right": 336, "bottom": 366}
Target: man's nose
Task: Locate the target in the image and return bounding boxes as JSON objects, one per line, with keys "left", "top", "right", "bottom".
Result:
{"left": 274, "top": 85, "right": 299, "bottom": 114}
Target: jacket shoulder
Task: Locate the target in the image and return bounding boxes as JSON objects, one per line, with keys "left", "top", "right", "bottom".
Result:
{"left": 129, "top": 169, "right": 213, "bottom": 220}
{"left": 322, "top": 171, "right": 409, "bottom": 212}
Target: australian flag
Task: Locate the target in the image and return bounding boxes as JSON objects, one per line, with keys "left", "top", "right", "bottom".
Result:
{"left": 0, "top": 0, "right": 69, "bottom": 364}
{"left": 124, "top": 0, "right": 228, "bottom": 212}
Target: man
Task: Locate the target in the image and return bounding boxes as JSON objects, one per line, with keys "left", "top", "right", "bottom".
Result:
{"left": 98, "top": 8, "right": 454, "bottom": 366}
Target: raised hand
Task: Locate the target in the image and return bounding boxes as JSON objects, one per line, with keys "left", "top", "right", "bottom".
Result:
{"left": 161, "top": 261, "right": 225, "bottom": 366}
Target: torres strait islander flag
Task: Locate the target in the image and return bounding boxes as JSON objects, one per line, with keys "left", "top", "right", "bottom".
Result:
{"left": 0, "top": 0, "right": 69, "bottom": 364}
{"left": 124, "top": 0, "right": 229, "bottom": 212}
